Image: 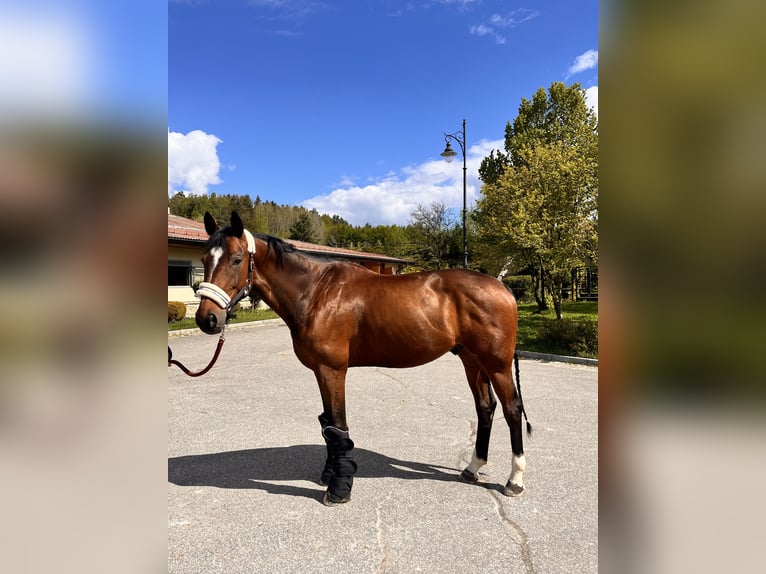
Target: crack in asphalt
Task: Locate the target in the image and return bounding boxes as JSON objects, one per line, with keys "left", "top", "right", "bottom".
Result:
{"left": 487, "top": 485, "right": 536, "bottom": 574}
{"left": 373, "top": 368, "right": 412, "bottom": 391}
{"left": 372, "top": 367, "right": 535, "bottom": 572}
{"left": 374, "top": 366, "right": 474, "bottom": 428}
{"left": 455, "top": 419, "right": 478, "bottom": 471}
{"left": 457, "top": 408, "right": 536, "bottom": 574}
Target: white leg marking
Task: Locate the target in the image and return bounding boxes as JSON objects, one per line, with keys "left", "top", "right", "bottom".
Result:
{"left": 509, "top": 453, "right": 526, "bottom": 487}
{"left": 466, "top": 449, "right": 487, "bottom": 476}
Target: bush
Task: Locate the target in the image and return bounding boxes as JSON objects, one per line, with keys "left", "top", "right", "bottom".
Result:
{"left": 537, "top": 318, "right": 598, "bottom": 357}
{"left": 168, "top": 301, "right": 187, "bottom": 322}
{"left": 503, "top": 275, "right": 533, "bottom": 302}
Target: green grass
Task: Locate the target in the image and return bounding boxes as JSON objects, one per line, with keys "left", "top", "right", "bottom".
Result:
{"left": 516, "top": 300, "right": 598, "bottom": 358}
{"left": 168, "top": 307, "right": 280, "bottom": 331}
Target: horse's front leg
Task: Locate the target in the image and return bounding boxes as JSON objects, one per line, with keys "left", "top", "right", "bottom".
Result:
{"left": 314, "top": 364, "right": 357, "bottom": 506}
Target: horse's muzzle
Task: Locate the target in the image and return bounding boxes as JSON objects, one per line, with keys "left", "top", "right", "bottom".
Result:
{"left": 195, "top": 304, "right": 225, "bottom": 334}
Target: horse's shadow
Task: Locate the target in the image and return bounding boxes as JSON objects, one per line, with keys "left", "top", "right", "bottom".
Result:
{"left": 168, "top": 444, "right": 464, "bottom": 501}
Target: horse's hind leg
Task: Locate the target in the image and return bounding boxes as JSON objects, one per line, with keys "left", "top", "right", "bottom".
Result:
{"left": 488, "top": 369, "right": 527, "bottom": 496}
{"left": 459, "top": 352, "right": 497, "bottom": 483}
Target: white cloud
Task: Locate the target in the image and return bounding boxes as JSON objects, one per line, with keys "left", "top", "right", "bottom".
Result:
{"left": 437, "top": 0, "right": 481, "bottom": 9}
{"left": 469, "top": 9, "right": 539, "bottom": 45}
{"left": 0, "top": 10, "right": 92, "bottom": 118}
{"left": 469, "top": 24, "right": 493, "bottom": 37}
{"left": 568, "top": 49, "right": 598, "bottom": 77}
{"left": 585, "top": 86, "right": 598, "bottom": 117}
{"left": 246, "top": 0, "right": 330, "bottom": 21}
{"left": 336, "top": 175, "right": 356, "bottom": 187}
{"left": 302, "top": 139, "right": 504, "bottom": 226}
{"left": 168, "top": 129, "right": 223, "bottom": 196}
{"left": 469, "top": 24, "right": 505, "bottom": 45}
{"left": 489, "top": 9, "right": 539, "bottom": 28}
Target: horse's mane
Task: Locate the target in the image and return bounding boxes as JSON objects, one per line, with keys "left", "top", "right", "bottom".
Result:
{"left": 255, "top": 233, "right": 297, "bottom": 268}
{"left": 258, "top": 234, "right": 342, "bottom": 267}
{"left": 205, "top": 227, "right": 309, "bottom": 269}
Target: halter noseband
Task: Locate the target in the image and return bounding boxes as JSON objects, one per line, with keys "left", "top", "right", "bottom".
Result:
{"left": 197, "top": 229, "right": 256, "bottom": 322}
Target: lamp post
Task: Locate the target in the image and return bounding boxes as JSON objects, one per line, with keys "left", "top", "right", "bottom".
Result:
{"left": 440, "top": 118, "right": 467, "bottom": 268}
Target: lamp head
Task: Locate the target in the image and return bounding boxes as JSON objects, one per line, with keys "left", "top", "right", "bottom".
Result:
{"left": 440, "top": 141, "right": 457, "bottom": 163}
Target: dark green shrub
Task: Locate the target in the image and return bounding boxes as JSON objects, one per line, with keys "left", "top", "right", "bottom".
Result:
{"left": 503, "top": 275, "right": 533, "bottom": 302}
{"left": 168, "top": 301, "right": 187, "bottom": 322}
{"left": 537, "top": 318, "right": 598, "bottom": 357}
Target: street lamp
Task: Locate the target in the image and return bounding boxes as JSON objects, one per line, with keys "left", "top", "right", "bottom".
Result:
{"left": 440, "top": 118, "right": 467, "bottom": 268}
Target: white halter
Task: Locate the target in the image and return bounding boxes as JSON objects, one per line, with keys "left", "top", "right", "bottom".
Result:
{"left": 197, "top": 229, "right": 256, "bottom": 310}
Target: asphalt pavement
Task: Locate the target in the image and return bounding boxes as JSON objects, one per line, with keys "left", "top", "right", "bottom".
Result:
{"left": 168, "top": 321, "right": 597, "bottom": 573}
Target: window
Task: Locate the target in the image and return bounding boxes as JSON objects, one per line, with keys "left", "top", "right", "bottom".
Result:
{"left": 168, "top": 260, "right": 191, "bottom": 286}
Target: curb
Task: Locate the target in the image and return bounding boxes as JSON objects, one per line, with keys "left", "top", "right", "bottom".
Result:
{"left": 516, "top": 349, "right": 597, "bottom": 367}
{"left": 168, "top": 318, "right": 287, "bottom": 339}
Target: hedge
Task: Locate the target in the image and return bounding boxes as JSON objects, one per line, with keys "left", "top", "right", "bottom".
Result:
{"left": 168, "top": 301, "right": 187, "bottom": 322}
{"left": 537, "top": 318, "right": 598, "bottom": 357}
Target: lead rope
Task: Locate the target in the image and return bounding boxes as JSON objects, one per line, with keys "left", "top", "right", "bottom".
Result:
{"left": 168, "top": 324, "right": 227, "bottom": 377}
{"left": 168, "top": 245, "right": 254, "bottom": 378}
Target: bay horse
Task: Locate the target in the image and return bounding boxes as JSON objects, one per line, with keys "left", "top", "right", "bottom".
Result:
{"left": 195, "top": 211, "right": 531, "bottom": 506}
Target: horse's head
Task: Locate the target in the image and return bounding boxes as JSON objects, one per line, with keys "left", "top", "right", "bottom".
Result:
{"left": 195, "top": 211, "right": 255, "bottom": 334}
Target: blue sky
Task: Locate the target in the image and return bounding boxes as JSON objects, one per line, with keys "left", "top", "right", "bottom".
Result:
{"left": 0, "top": 1, "right": 166, "bottom": 123}
{"left": 169, "top": 0, "right": 598, "bottom": 226}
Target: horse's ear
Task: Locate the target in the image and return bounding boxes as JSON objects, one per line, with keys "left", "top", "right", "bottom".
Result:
{"left": 203, "top": 212, "right": 219, "bottom": 236}
{"left": 231, "top": 211, "right": 244, "bottom": 237}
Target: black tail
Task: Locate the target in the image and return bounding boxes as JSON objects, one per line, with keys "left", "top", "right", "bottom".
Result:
{"left": 514, "top": 351, "right": 533, "bottom": 436}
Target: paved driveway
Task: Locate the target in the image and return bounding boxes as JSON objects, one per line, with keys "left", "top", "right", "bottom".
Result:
{"left": 169, "top": 321, "right": 597, "bottom": 573}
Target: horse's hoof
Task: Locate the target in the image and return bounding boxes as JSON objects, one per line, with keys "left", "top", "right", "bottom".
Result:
{"left": 459, "top": 469, "right": 484, "bottom": 483}
{"left": 322, "top": 491, "right": 351, "bottom": 507}
{"left": 502, "top": 480, "right": 524, "bottom": 497}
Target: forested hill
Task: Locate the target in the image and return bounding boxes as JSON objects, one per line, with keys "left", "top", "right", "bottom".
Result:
{"left": 168, "top": 192, "right": 415, "bottom": 260}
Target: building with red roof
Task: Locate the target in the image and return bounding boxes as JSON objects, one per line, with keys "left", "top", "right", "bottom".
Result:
{"left": 168, "top": 212, "right": 410, "bottom": 313}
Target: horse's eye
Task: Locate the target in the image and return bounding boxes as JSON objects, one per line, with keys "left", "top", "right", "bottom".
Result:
{"left": 232, "top": 257, "right": 243, "bottom": 266}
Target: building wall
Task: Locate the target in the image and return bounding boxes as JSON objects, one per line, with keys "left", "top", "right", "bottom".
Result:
{"left": 168, "top": 243, "right": 205, "bottom": 317}
{"left": 168, "top": 244, "right": 205, "bottom": 283}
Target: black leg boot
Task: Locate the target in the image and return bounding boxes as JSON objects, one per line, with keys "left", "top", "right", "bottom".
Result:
{"left": 317, "top": 414, "right": 334, "bottom": 486}
{"left": 321, "top": 425, "right": 357, "bottom": 506}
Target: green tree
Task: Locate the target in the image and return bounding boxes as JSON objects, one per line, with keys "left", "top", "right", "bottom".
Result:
{"left": 407, "top": 202, "right": 461, "bottom": 269}
{"left": 476, "top": 82, "right": 598, "bottom": 318}
{"left": 288, "top": 212, "right": 318, "bottom": 242}
{"left": 168, "top": 192, "right": 412, "bottom": 260}
{"left": 480, "top": 81, "right": 597, "bottom": 185}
